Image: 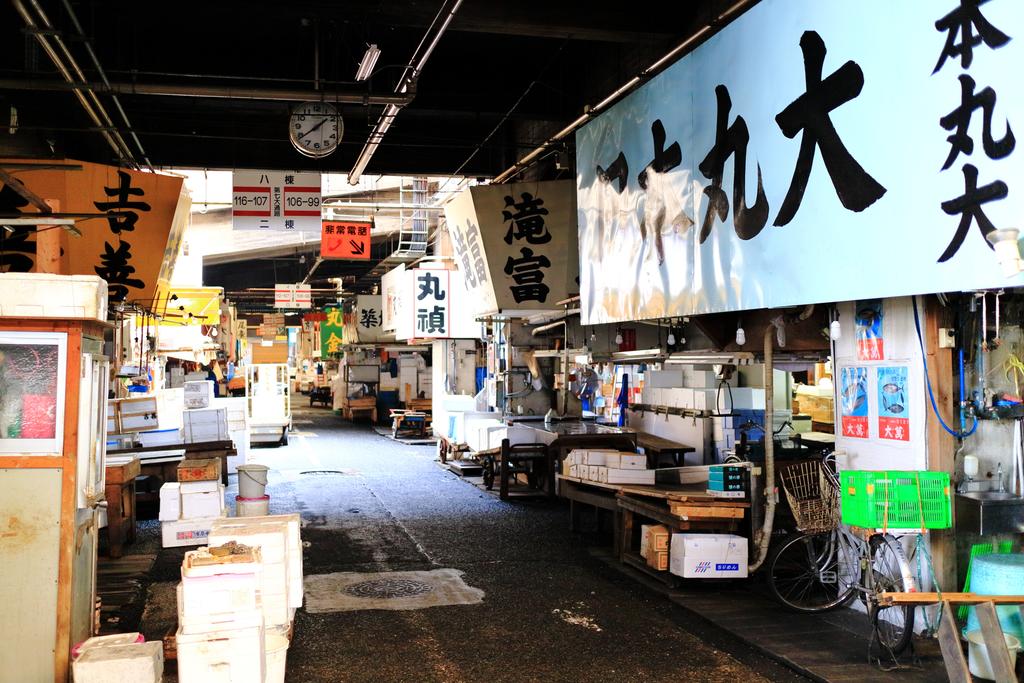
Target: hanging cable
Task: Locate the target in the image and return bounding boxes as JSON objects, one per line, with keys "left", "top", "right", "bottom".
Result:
{"left": 911, "top": 296, "right": 977, "bottom": 439}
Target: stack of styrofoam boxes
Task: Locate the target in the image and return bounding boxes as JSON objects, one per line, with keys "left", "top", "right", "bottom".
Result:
{"left": 118, "top": 395, "right": 160, "bottom": 434}
{"left": 706, "top": 464, "right": 749, "bottom": 499}
{"left": 564, "top": 449, "right": 656, "bottom": 485}
{"left": 639, "top": 524, "right": 670, "bottom": 571}
{"left": 70, "top": 633, "right": 163, "bottom": 682}
{"left": 176, "top": 544, "right": 266, "bottom": 682}
{"left": 213, "top": 396, "right": 251, "bottom": 474}
{"left": 183, "top": 406, "right": 229, "bottom": 444}
{"left": 184, "top": 380, "right": 215, "bottom": 410}
{"left": 669, "top": 533, "right": 749, "bottom": 578}
{"left": 169, "top": 366, "right": 185, "bottom": 388}
{"left": 161, "top": 458, "right": 226, "bottom": 547}
{"left": 209, "top": 514, "right": 303, "bottom": 631}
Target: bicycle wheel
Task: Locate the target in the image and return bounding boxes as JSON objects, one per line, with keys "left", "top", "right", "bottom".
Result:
{"left": 768, "top": 530, "right": 857, "bottom": 613}
{"left": 868, "top": 534, "right": 915, "bottom": 655}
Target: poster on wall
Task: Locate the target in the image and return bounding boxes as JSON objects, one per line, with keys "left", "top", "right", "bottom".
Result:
{"left": 839, "top": 366, "right": 869, "bottom": 439}
{"left": 575, "top": 1, "right": 1024, "bottom": 325}
{"left": 855, "top": 300, "right": 884, "bottom": 361}
{"left": 877, "top": 366, "right": 910, "bottom": 442}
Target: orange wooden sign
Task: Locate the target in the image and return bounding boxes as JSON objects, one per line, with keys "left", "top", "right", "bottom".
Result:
{"left": 321, "top": 220, "right": 372, "bottom": 259}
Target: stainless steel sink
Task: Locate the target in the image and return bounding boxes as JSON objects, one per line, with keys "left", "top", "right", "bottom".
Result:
{"left": 956, "top": 491, "right": 1024, "bottom": 534}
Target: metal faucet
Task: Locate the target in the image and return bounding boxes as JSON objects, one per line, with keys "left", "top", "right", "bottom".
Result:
{"left": 997, "top": 463, "right": 1006, "bottom": 493}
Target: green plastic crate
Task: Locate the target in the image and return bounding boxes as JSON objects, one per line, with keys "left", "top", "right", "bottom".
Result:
{"left": 840, "top": 470, "right": 952, "bottom": 530}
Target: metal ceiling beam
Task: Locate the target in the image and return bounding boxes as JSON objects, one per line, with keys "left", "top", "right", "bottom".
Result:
{"left": 0, "top": 79, "right": 414, "bottom": 105}
{"left": 0, "top": 168, "right": 51, "bottom": 212}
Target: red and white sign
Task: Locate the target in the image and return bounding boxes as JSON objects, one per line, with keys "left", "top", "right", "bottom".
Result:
{"left": 321, "top": 220, "right": 372, "bottom": 259}
{"left": 274, "top": 283, "right": 312, "bottom": 309}
{"left": 232, "top": 171, "right": 321, "bottom": 231}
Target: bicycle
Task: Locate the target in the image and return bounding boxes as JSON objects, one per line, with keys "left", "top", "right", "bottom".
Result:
{"left": 766, "top": 457, "right": 918, "bottom": 656}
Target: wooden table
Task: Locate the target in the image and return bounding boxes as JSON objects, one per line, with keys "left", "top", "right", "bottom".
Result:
{"left": 637, "top": 432, "right": 697, "bottom": 467}
{"left": 109, "top": 440, "right": 234, "bottom": 486}
{"left": 104, "top": 456, "right": 140, "bottom": 559}
{"left": 341, "top": 396, "right": 377, "bottom": 421}
{"left": 557, "top": 475, "right": 750, "bottom": 586}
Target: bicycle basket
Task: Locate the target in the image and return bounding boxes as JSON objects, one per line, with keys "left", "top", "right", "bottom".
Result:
{"left": 779, "top": 460, "right": 840, "bottom": 533}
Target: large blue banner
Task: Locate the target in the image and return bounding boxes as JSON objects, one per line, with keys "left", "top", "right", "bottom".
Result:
{"left": 576, "top": 0, "right": 1024, "bottom": 324}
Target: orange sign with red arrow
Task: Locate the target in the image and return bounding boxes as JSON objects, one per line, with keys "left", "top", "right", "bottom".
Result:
{"left": 321, "top": 220, "right": 372, "bottom": 259}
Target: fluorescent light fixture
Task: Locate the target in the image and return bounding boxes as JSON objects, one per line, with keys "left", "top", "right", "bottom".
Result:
{"left": 355, "top": 44, "right": 381, "bottom": 82}
{"left": 665, "top": 351, "right": 756, "bottom": 365}
{"left": 611, "top": 347, "right": 666, "bottom": 363}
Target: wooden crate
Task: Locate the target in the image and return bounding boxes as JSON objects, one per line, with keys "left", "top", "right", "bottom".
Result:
{"left": 176, "top": 458, "right": 222, "bottom": 482}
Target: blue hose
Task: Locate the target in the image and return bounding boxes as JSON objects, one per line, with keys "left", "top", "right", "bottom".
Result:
{"left": 912, "top": 296, "right": 977, "bottom": 439}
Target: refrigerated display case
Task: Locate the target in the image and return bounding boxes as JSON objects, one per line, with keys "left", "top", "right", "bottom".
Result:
{"left": 0, "top": 273, "right": 110, "bottom": 683}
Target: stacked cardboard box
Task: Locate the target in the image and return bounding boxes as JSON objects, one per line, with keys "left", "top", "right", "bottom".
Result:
{"left": 669, "top": 533, "right": 749, "bottom": 578}
{"left": 640, "top": 524, "right": 670, "bottom": 571}
{"left": 706, "top": 464, "right": 749, "bottom": 499}
{"left": 564, "top": 449, "right": 656, "bottom": 485}
{"left": 161, "top": 458, "right": 226, "bottom": 548}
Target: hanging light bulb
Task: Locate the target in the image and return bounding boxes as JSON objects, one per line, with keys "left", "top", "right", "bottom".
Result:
{"left": 830, "top": 318, "right": 842, "bottom": 341}
{"left": 615, "top": 329, "right": 624, "bottom": 345}
{"left": 667, "top": 325, "right": 676, "bottom": 346}
{"left": 590, "top": 328, "right": 596, "bottom": 343}
{"left": 735, "top": 323, "right": 746, "bottom": 346}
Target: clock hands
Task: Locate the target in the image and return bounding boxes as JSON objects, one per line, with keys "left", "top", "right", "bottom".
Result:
{"left": 297, "top": 117, "right": 329, "bottom": 141}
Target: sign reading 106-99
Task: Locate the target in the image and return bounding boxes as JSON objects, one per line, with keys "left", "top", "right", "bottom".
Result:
{"left": 576, "top": 0, "right": 1024, "bottom": 325}
{"left": 232, "top": 171, "right": 321, "bottom": 231}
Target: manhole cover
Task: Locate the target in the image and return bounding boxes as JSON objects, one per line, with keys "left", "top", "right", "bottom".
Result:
{"left": 344, "top": 578, "right": 435, "bottom": 599}
{"left": 300, "top": 470, "right": 352, "bottom": 476}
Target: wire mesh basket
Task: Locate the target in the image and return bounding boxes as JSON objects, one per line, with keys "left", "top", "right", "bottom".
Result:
{"left": 779, "top": 460, "right": 840, "bottom": 533}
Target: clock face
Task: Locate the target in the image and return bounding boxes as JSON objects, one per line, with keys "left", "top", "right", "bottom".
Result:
{"left": 289, "top": 102, "right": 342, "bottom": 158}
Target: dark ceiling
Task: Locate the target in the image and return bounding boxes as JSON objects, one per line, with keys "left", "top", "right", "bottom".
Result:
{"left": 0, "top": 0, "right": 742, "bottom": 178}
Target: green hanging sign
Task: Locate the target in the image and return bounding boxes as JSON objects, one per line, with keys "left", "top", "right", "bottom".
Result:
{"left": 321, "top": 306, "right": 345, "bottom": 355}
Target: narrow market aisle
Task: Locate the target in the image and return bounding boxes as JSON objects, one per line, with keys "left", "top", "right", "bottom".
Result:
{"left": 241, "top": 406, "right": 803, "bottom": 683}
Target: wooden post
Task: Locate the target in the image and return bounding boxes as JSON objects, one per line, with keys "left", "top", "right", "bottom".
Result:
{"left": 34, "top": 199, "right": 70, "bottom": 275}
{"left": 924, "top": 296, "right": 957, "bottom": 593}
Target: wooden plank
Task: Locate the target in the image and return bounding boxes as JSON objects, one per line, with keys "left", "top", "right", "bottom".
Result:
{"left": 937, "top": 601, "right": 971, "bottom": 683}
{"left": 975, "top": 601, "right": 1017, "bottom": 683}
{"left": 669, "top": 504, "right": 745, "bottom": 519}
{"left": 924, "top": 297, "right": 956, "bottom": 595}
{"left": 879, "top": 591, "right": 1024, "bottom": 605}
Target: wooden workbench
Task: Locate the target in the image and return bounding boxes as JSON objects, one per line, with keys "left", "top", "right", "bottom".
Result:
{"left": 108, "top": 440, "right": 234, "bottom": 485}
{"left": 557, "top": 474, "right": 750, "bottom": 586}
{"left": 636, "top": 433, "right": 697, "bottom": 467}
{"left": 104, "top": 456, "right": 141, "bottom": 559}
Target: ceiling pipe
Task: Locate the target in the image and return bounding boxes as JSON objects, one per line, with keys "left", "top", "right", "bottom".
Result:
{"left": 348, "top": 0, "right": 464, "bottom": 185}
{"left": 11, "top": 0, "right": 134, "bottom": 165}
{"left": 57, "top": 0, "right": 152, "bottom": 169}
{"left": 0, "top": 78, "right": 415, "bottom": 106}
{"left": 491, "top": 0, "right": 756, "bottom": 184}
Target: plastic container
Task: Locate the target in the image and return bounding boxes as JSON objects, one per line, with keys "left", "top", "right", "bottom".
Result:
{"left": 265, "top": 629, "right": 290, "bottom": 683}
{"left": 237, "top": 464, "right": 269, "bottom": 498}
{"left": 966, "top": 629, "right": 1020, "bottom": 680}
{"left": 840, "top": 470, "right": 951, "bottom": 529}
{"left": 0, "top": 273, "right": 108, "bottom": 321}
{"left": 236, "top": 494, "right": 271, "bottom": 517}
{"left": 965, "top": 554, "right": 1024, "bottom": 640}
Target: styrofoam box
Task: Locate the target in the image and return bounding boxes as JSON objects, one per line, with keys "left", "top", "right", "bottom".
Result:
{"left": 180, "top": 479, "right": 220, "bottom": 495}
{"left": 728, "top": 388, "right": 766, "bottom": 410}
{"left": 683, "top": 370, "right": 718, "bottom": 389}
{"left": 582, "top": 449, "right": 619, "bottom": 466}
{"left": 176, "top": 613, "right": 265, "bottom": 683}
{"left": 159, "top": 482, "right": 181, "bottom": 522}
{"left": 669, "top": 533, "right": 749, "bottom": 579}
{"left": 162, "top": 515, "right": 223, "bottom": 548}
{"left": 614, "top": 453, "right": 647, "bottom": 470}
{"left": 0, "top": 273, "right": 108, "bottom": 320}
{"left": 182, "top": 486, "right": 225, "bottom": 519}
{"left": 71, "top": 641, "right": 163, "bottom": 683}
{"left": 648, "top": 369, "right": 685, "bottom": 389}
{"left": 178, "top": 573, "right": 259, "bottom": 623}
{"left": 139, "top": 428, "right": 182, "bottom": 448}
{"left": 210, "top": 514, "right": 303, "bottom": 612}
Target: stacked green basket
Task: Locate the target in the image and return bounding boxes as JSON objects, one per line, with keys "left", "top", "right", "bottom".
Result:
{"left": 840, "top": 470, "right": 952, "bottom": 529}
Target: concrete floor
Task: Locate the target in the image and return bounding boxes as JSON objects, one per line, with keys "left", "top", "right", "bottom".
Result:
{"left": 131, "top": 406, "right": 807, "bottom": 682}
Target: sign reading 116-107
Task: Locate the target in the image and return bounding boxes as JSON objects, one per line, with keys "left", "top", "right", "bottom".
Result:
{"left": 232, "top": 171, "right": 321, "bottom": 231}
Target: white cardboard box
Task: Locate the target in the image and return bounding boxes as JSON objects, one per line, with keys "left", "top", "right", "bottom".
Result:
{"left": 615, "top": 453, "right": 648, "bottom": 470}
{"left": 162, "top": 516, "right": 223, "bottom": 548}
{"left": 184, "top": 380, "right": 215, "bottom": 409}
{"left": 182, "top": 486, "right": 225, "bottom": 519}
{"left": 604, "top": 468, "right": 655, "bottom": 485}
{"left": 669, "top": 533, "right": 749, "bottom": 578}
{"left": 158, "top": 482, "right": 181, "bottom": 522}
